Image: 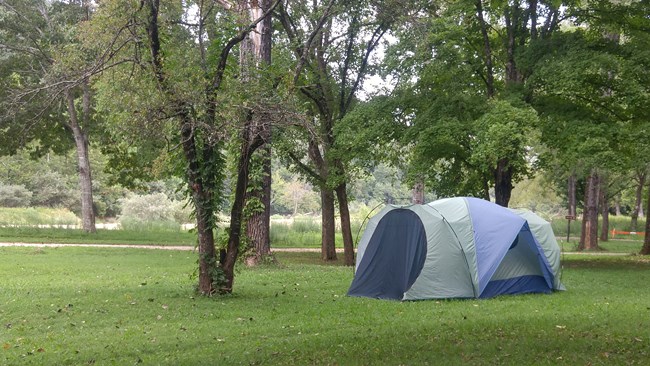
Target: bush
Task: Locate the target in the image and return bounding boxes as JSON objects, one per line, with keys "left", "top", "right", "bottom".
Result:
{"left": 118, "top": 193, "right": 190, "bottom": 231}
{"left": 0, "top": 184, "right": 33, "bottom": 207}
{"left": 28, "top": 171, "right": 77, "bottom": 209}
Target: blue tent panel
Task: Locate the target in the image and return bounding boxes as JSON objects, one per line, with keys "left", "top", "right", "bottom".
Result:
{"left": 466, "top": 197, "right": 526, "bottom": 295}
{"left": 347, "top": 209, "right": 427, "bottom": 300}
{"left": 481, "top": 276, "right": 552, "bottom": 298}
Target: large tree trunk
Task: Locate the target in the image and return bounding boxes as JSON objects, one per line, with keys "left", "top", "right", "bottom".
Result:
{"left": 242, "top": 0, "right": 273, "bottom": 266}
{"left": 640, "top": 183, "right": 650, "bottom": 255}
{"left": 631, "top": 171, "right": 646, "bottom": 231}
{"left": 336, "top": 183, "right": 354, "bottom": 266}
{"left": 578, "top": 170, "right": 600, "bottom": 251}
{"left": 245, "top": 147, "right": 272, "bottom": 264}
{"left": 599, "top": 176, "right": 609, "bottom": 242}
{"left": 494, "top": 158, "right": 513, "bottom": 207}
{"left": 321, "top": 188, "right": 337, "bottom": 261}
{"left": 65, "top": 88, "right": 96, "bottom": 233}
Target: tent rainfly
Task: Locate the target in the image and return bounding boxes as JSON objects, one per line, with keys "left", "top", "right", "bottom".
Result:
{"left": 347, "top": 197, "right": 564, "bottom": 300}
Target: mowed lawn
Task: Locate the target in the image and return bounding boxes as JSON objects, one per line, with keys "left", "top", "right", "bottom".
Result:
{"left": 1, "top": 248, "right": 649, "bottom": 365}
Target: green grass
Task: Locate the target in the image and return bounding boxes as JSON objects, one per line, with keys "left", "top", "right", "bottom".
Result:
{"left": 559, "top": 239, "right": 645, "bottom": 254}
{"left": 0, "top": 227, "right": 197, "bottom": 246}
{"left": 2, "top": 248, "right": 650, "bottom": 365}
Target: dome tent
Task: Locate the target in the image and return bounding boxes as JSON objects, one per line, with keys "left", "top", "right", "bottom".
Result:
{"left": 347, "top": 197, "right": 564, "bottom": 300}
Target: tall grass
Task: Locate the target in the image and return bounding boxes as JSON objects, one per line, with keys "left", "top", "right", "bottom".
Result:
{"left": 0, "top": 207, "right": 78, "bottom": 226}
{"left": 269, "top": 218, "right": 364, "bottom": 248}
{"left": 1, "top": 248, "right": 649, "bottom": 365}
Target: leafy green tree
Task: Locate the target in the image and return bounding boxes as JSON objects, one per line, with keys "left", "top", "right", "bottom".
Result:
{"left": 531, "top": 0, "right": 650, "bottom": 250}
{"left": 89, "top": 0, "right": 281, "bottom": 294}
{"left": 0, "top": 0, "right": 100, "bottom": 232}
{"left": 275, "top": 0, "right": 407, "bottom": 265}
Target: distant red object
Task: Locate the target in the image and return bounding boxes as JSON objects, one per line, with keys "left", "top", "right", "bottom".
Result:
{"left": 610, "top": 229, "right": 645, "bottom": 238}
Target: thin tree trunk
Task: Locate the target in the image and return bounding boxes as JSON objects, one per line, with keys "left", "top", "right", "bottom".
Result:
{"left": 412, "top": 179, "right": 424, "bottom": 204}
{"left": 494, "top": 158, "right": 513, "bottom": 207}
{"left": 640, "top": 183, "right": 650, "bottom": 255}
{"left": 65, "top": 89, "right": 96, "bottom": 233}
{"left": 599, "top": 176, "right": 609, "bottom": 242}
{"left": 631, "top": 172, "right": 645, "bottom": 231}
{"left": 615, "top": 193, "right": 621, "bottom": 216}
{"left": 579, "top": 170, "right": 600, "bottom": 251}
{"left": 336, "top": 183, "right": 354, "bottom": 266}
{"left": 568, "top": 173, "right": 577, "bottom": 217}
{"left": 476, "top": 0, "right": 495, "bottom": 98}
{"left": 321, "top": 188, "right": 337, "bottom": 261}
{"left": 223, "top": 133, "right": 264, "bottom": 292}
{"left": 482, "top": 179, "right": 490, "bottom": 201}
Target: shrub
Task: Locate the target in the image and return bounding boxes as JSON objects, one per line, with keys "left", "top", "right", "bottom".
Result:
{"left": 0, "top": 184, "right": 33, "bottom": 207}
{"left": 118, "top": 193, "right": 190, "bottom": 231}
{"left": 28, "top": 171, "right": 77, "bottom": 209}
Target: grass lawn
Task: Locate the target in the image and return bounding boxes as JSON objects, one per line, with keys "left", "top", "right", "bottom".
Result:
{"left": 559, "top": 239, "right": 644, "bottom": 254}
{"left": 2, "top": 248, "right": 649, "bottom": 365}
{"left": 0, "top": 227, "right": 197, "bottom": 246}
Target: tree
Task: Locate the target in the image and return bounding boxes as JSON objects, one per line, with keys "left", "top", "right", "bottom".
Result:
{"left": 240, "top": 0, "right": 274, "bottom": 265}
{"left": 275, "top": 0, "right": 403, "bottom": 264}
{"left": 0, "top": 0, "right": 98, "bottom": 232}
{"left": 89, "top": 0, "right": 281, "bottom": 294}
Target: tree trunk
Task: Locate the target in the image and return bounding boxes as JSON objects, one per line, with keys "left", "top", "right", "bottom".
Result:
{"left": 411, "top": 179, "right": 424, "bottom": 204}
{"left": 615, "top": 193, "right": 621, "bottom": 216}
{"left": 579, "top": 170, "right": 600, "bottom": 251}
{"left": 240, "top": 0, "right": 273, "bottom": 266}
{"left": 244, "top": 146, "right": 272, "bottom": 265}
{"left": 475, "top": 0, "right": 495, "bottom": 98}
{"left": 640, "top": 183, "right": 650, "bottom": 255}
{"left": 631, "top": 172, "right": 645, "bottom": 231}
{"left": 494, "top": 158, "right": 513, "bottom": 207}
{"left": 599, "top": 177, "right": 609, "bottom": 242}
{"left": 336, "top": 183, "right": 354, "bottom": 266}
{"left": 223, "top": 133, "right": 264, "bottom": 293}
{"left": 568, "top": 173, "right": 577, "bottom": 217}
{"left": 65, "top": 89, "right": 96, "bottom": 233}
{"left": 321, "top": 188, "right": 337, "bottom": 261}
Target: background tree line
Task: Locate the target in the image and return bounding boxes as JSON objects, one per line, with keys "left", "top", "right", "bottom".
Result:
{"left": 1, "top": 0, "right": 649, "bottom": 293}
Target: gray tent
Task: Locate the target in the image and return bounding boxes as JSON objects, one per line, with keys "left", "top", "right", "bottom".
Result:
{"left": 348, "top": 197, "right": 564, "bottom": 300}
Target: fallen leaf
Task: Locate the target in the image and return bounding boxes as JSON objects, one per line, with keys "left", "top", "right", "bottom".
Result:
{"left": 3, "top": 343, "right": 10, "bottom": 350}
{"left": 162, "top": 304, "right": 169, "bottom": 310}
{"left": 37, "top": 348, "right": 45, "bottom": 353}
{"left": 556, "top": 325, "right": 566, "bottom": 329}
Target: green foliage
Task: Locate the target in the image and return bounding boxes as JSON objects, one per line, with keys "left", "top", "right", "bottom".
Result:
{"left": 0, "top": 184, "right": 32, "bottom": 207}
{"left": 2, "top": 248, "right": 650, "bottom": 365}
